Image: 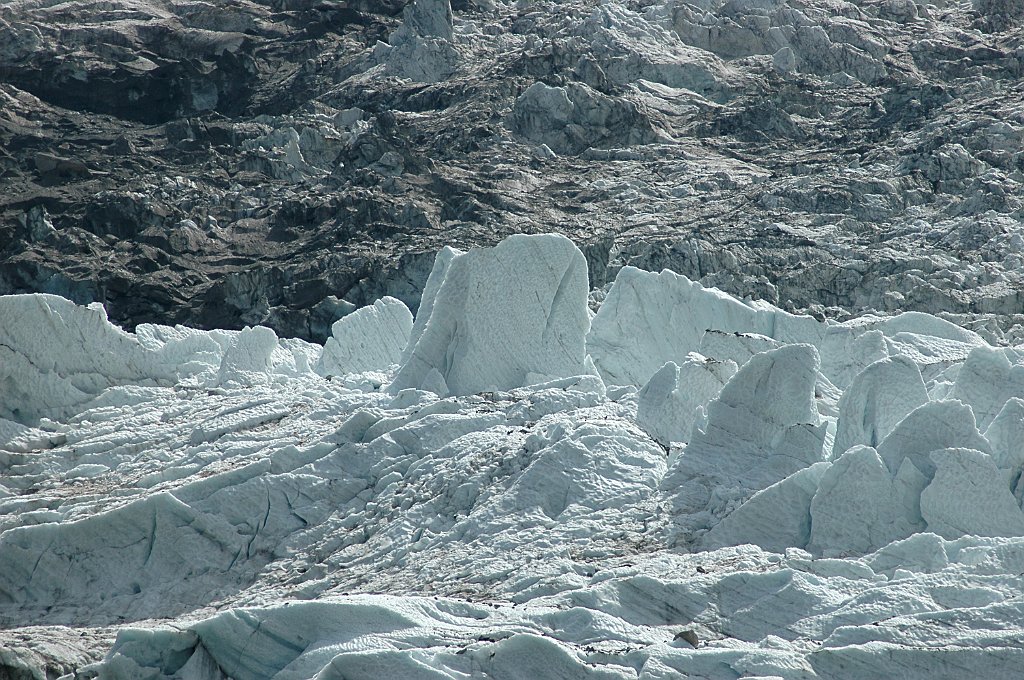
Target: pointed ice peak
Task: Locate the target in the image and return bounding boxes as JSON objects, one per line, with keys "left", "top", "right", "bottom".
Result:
{"left": 316, "top": 297, "right": 412, "bottom": 378}
{"left": 636, "top": 355, "right": 737, "bottom": 447}
{"left": 809, "top": 445, "right": 918, "bottom": 556}
{"left": 390, "top": 234, "right": 590, "bottom": 396}
{"left": 716, "top": 343, "right": 821, "bottom": 429}
{"left": 921, "top": 448, "right": 1024, "bottom": 540}
{"left": 952, "top": 345, "right": 1024, "bottom": 431}
{"left": 985, "top": 397, "right": 1024, "bottom": 473}
{"left": 833, "top": 355, "right": 928, "bottom": 458}
{"left": 876, "top": 400, "right": 991, "bottom": 478}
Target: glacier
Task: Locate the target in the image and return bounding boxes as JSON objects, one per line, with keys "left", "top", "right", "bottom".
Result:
{"left": 3, "top": 234, "right": 1024, "bottom": 678}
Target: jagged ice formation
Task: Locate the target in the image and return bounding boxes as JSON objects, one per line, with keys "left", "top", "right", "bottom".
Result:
{"left": 4, "top": 234, "right": 1024, "bottom": 678}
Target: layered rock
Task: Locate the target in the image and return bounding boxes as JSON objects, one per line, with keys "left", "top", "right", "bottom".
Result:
{"left": 2, "top": 0, "right": 1024, "bottom": 345}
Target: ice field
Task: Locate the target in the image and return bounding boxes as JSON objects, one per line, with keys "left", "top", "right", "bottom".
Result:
{"left": 3, "top": 234, "right": 1024, "bottom": 678}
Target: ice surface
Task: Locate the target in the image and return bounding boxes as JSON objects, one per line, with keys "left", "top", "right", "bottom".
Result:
{"left": 700, "top": 462, "right": 829, "bottom": 552}
{"left": 0, "top": 294, "right": 174, "bottom": 423}
{"left": 316, "top": 296, "right": 413, "bottom": 377}
{"left": 585, "top": 266, "right": 956, "bottom": 392}
{"left": 984, "top": 398, "right": 1024, "bottom": 475}
{"left": 833, "top": 356, "right": 928, "bottom": 457}
{"left": 217, "top": 325, "right": 281, "bottom": 385}
{"left": 635, "top": 354, "right": 736, "bottom": 446}
{"left": 697, "top": 329, "right": 782, "bottom": 367}
{"left": 4, "top": 248, "right": 1024, "bottom": 678}
{"left": 808, "top": 446, "right": 918, "bottom": 555}
{"left": 401, "top": 245, "right": 462, "bottom": 365}
{"left": 876, "top": 400, "right": 991, "bottom": 477}
{"left": 391, "top": 234, "right": 590, "bottom": 395}
{"left": 951, "top": 345, "right": 1024, "bottom": 430}
{"left": 587, "top": 267, "right": 822, "bottom": 386}
{"left": 920, "top": 448, "right": 1024, "bottom": 539}
{"left": 660, "top": 344, "right": 827, "bottom": 540}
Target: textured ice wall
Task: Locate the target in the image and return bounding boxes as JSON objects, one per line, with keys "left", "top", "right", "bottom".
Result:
{"left": 5, "top": 234, "right": 1024, "bottom": 678}
{"left": 391, "top": 233, "right": 591, "bottom": 395}
{"left": 316, "top": 296, "right": 413, "bottom": 377}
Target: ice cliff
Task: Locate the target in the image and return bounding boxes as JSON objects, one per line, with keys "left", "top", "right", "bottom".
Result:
{"left": 3, "top": 234, "right": 1024, "bottom": 678}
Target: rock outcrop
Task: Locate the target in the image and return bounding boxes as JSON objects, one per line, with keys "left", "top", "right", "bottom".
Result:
{"left": 2, "top": 0, "right": 1024, "bottom": 346}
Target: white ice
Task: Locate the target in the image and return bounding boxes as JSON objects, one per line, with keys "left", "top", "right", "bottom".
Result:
{"left": 635, "top": 354, "right": 736, "bottom": 446}
{"left": 3, "top": 234, "right": 1024, "bottom": 678}
{"left": 390, "top": 233, "right": 590, "bottom": 395}
{"left": 316, "top": 296, "right": 413, "bottom": 377}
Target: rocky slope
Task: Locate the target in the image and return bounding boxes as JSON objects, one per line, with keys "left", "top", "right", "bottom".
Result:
{"left": 2, "top": 0, "right": 1023, "bottom": 342}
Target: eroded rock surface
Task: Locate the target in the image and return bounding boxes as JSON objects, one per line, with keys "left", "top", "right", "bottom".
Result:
{"left": 2, "top": 0, "right": 1024, "bottom": 344}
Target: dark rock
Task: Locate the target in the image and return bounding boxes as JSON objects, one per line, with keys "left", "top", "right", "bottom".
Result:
{"left": 0, "top": 0, "right": 1023, "bottom": 347}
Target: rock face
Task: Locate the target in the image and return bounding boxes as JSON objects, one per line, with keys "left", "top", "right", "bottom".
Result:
{"left": 390, "top": 233, "right": 590, "bottom": 395}
{"left": 3, "top": 0, "right": 1024, "bottom": 345}
{"left": 511, "top": 81, "right": 666, "bottom": 155}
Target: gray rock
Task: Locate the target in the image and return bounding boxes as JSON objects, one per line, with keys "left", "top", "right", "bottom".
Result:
{"left": 511, "top": 81, "right": 665, "bottom": 155}
{"left": 0, "top": 0, "right": 1022, "bottom": 350}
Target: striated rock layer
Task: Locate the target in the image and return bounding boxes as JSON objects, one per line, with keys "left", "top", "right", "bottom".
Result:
{"left": 1, "top": 0, "right": 1024, "bottom": 344}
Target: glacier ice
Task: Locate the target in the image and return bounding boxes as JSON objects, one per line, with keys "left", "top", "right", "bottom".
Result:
{"left": 920, "top": 448, "right": 1024, "bottom": 540}
{"left": 951, "top": 345, "right": 1024, "bottom": 430}
{"left": 984, "top": 397, "right": 1024, "bottom": 477}
{"left": 635, "top": 355, "right": 737, "bottom": 446}
{"left": 4, "top": 235, "right": 1024, "bottom": 677}
{"left": 832, "top": 356, "right": 928, "bottom": 456}
{"left": 381, "top": 0, "right": 458, "bottom": 83}
{"left": 217, "top": 325, "right": 281, "bottom": 385}
{"left": 660, "top": 344, "right": 827, "bottom": 541}
{"left": 0, "top": 294, "right": 174, "bottom": 423}
{"left": 585, "top": 265, "right": 970, "bottom": 393}
{"left": 316, "top": 296, "right": 413, "bottom": 377}
{"left": 808, "top": 446, "right": 918, "bottom": 556}
{"left": 700, "top": 462, "right": 829, "bottom": 553}
{"left": 390, "top": 234, "right": 590, "bottom": 395}
{"left": 875, "top": 399, "right": 991, "bottom": 477}
{"left": 587, "top": 266, "right": 821, "bottom": 387}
